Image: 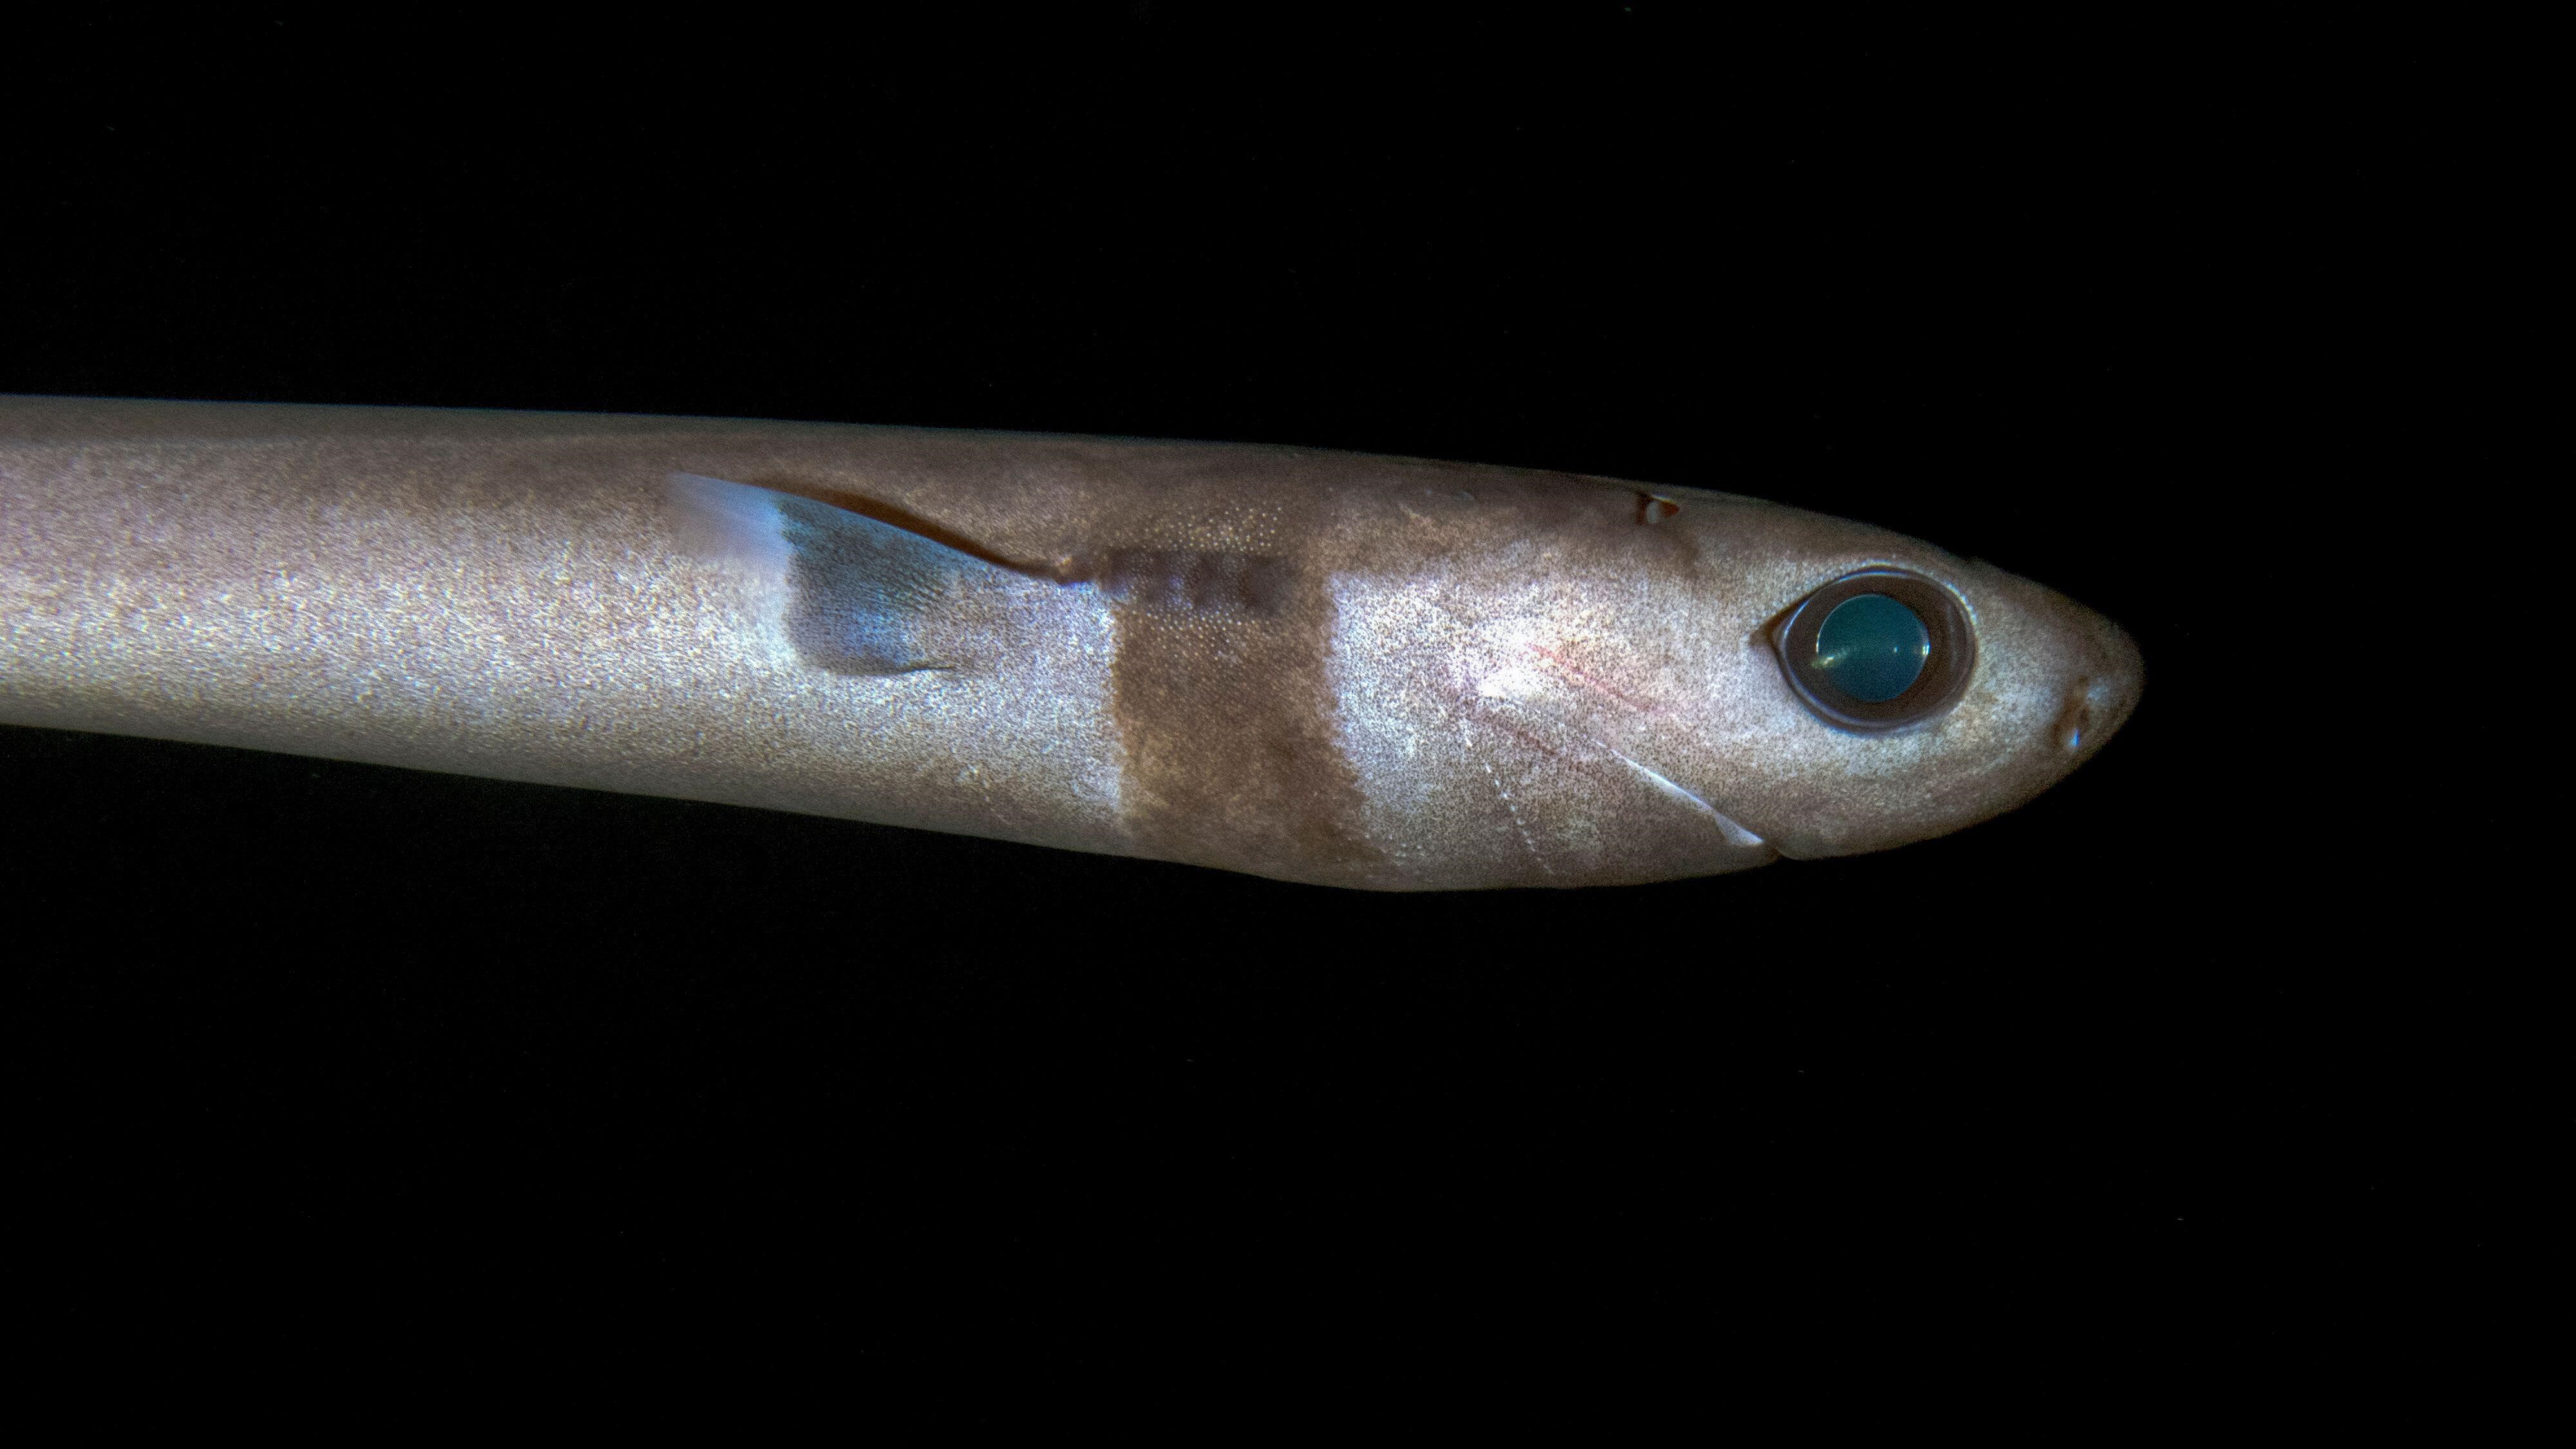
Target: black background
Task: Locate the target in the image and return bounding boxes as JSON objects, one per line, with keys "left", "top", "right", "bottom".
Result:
{"left": 3, "top": 9, "right": 2505, "bottom": 1398}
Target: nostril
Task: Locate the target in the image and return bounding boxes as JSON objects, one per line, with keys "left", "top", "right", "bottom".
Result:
{"left": 2056, "top": 685, "right": 2096, "bottom": 752}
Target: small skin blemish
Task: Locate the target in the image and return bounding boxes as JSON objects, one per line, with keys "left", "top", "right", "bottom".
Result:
{"left": 1636, "top": 492, "right": 1680, "bottom": 526}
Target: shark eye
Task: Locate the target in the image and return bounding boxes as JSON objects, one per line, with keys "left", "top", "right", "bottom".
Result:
{"left": 1774, "top": 569, "right": 1976, "bottom": 730}
{"left": 1815, "top": 593, "right": 1928, "bottom": 700}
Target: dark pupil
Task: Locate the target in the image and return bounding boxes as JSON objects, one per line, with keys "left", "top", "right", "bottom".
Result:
{"left": 1812, "top": 593, "right": 1930, "bottom": 702}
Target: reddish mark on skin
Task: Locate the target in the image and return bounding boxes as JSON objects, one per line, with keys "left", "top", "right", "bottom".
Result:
{"left": 1526, "top": 643, "right": 1661, "bottom": 715}
{"left": 1473, "top": 710, "right": 1573, "bottom": 763}
{"left": 1635, "top": 492, "right": 1681, "bottom": 526}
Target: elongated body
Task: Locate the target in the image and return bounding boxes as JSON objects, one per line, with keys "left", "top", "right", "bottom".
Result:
{"left": 0, "top": 396, "right": 2138, "bottom": 889}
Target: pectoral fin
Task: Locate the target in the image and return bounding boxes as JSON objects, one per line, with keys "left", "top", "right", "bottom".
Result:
{"left": 665, "top": 471, "right": 1021, "bottom": 676}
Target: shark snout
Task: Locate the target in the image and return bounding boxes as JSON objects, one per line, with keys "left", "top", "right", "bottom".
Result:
{"left": 2055, "top": 622, "right": 2143, "bottom": 754}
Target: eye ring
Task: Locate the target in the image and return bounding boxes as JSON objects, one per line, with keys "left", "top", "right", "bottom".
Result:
{"left": 1772, "top": 569, "right": 1976, "bottom": 731}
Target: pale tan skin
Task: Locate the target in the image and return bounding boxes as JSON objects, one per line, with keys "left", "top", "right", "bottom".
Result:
{"left": 0, "top": 397, "right": 2141, "bottom": 889}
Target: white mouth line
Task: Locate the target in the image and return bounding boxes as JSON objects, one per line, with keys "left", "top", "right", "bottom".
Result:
{"left": 1481, "top": 696, "right": 1767, "bottom": 850}
{"left": 1605, "top": 751, "right": 1768, "bottom": 850}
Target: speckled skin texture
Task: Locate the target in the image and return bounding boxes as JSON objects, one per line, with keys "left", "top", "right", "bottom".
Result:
{"left": 0, "top": 397, "right": 2140, "bottom": 889}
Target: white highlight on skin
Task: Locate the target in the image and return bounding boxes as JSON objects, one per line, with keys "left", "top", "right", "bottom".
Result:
{"left": 1473, "top": 659, "right": 1547, "bottom": 703}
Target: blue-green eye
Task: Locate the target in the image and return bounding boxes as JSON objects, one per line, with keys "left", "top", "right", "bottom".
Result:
{"left": 1773, "top": 569, "right": 1976, "bottom": 730}
{"left": 1812, "top": 593, "right": 1929, "bottom": 702}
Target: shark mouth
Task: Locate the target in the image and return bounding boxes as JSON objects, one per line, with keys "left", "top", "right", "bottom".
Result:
{"left": 1472, "top": 694, "right": 1766, "bottom": 851}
